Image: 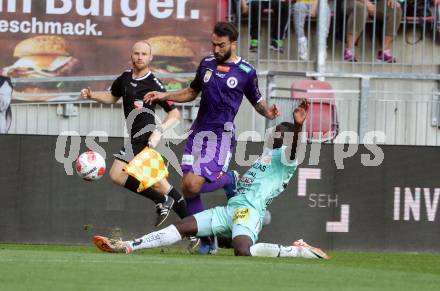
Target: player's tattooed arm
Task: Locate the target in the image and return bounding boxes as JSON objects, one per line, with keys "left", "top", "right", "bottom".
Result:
{"left": 254, "top": 100, "right": 280, "bottom": 120}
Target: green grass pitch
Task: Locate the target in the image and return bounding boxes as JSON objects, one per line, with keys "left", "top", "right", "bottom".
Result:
{"left": 1, "top": 244, "right": 440, "bottom": 291}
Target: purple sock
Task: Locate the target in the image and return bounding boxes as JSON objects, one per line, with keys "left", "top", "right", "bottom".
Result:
{"left": 200, "top": 174, "right": 232, "bottom": 193}
{"left": 185, "top": 195, "right": 204, "bottom": 215}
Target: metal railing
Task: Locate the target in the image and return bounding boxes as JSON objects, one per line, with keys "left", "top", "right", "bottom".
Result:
{"left": 227, "top": 0, "right": 440, "bottom": 73}
{"left": 5, "top": 2, "right": 440, "bottom": 146}
{"left": 9, "top": 100, "right": 200, "bottom": 138}
{"left": 265, "top": 71, "right": 440, "bottom": 145}
{"left": 7, "top": 70, "right": 440, "bottom": 145}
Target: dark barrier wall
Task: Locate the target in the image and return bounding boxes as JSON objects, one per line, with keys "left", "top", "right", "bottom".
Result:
{"left": 0, "top": 134, "right": 439, "bottom": 252}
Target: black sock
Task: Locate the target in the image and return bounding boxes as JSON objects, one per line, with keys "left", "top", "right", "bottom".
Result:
{"left": 167, "top": 187, "right": 188, "bottom": 218}
{"left": 124, "top": 175, "right": 165, "bottom": 204}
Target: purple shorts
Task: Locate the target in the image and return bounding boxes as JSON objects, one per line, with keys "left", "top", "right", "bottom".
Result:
{"left": 181, "top": 130, "right": 235, "bottom": 182}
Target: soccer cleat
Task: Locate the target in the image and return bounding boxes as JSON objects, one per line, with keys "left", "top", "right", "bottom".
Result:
{"left": 270, "top": 39, "right": 284, "bottom": 53}
{"left": 187, "top": 236, "right": 201, "bottom": 251}
{"left": 93, "top": 235, "right": 132, "bottom": 254}
{"left": 155, "top": 195, "right": 175, "bottom": 227}
{"left": 249, "top": 39, "right": 258, "bottom": 52}
{"left": 223, "top": 170, "right": 239, "bottom": 200}
{"left": 298, "top": 37, "right": 309, "bottom": 61}
{"left": 198, "top": 236, "right": 218, "bottom": 255}
{"left": 343, "top": 48, "right": 357, "bottom": 62}
{"left": 291, "top": 239, "right": 330, "bottom": 260}
{"left": 376, "top": 50, "right": 397, "bottom": 63}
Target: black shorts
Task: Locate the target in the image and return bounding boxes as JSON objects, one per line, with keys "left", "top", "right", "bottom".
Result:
{"left": 114, "top": 139, "right": 149, "bottom": 163}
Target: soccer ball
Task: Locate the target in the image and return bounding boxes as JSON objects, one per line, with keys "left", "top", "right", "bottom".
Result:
{"left": 75, "top": 151, "right": 106, "bottom": 181}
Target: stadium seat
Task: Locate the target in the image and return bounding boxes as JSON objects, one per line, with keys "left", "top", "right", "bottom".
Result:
{"left": 291, "top": 80, "right": 339, "bottom": 143}
{"left": 219, "top": 0, "right": 229, "bottom": 21}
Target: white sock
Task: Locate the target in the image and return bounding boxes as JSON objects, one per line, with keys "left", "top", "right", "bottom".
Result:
{"left": 250, "top": 243, "right": 301, "bottom": 257}
{"left": 128, "top": 225, "right": 182, "bottom": 251}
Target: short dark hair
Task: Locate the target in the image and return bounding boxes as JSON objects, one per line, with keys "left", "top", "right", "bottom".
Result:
{"left": 277, "top": 122, "right": 296, "bottom": 133}
{"left": 272, "top": 122, "right": 296, "bottom": 149}
{"left": 213, "top": 22, "right": 239, "bottom": 42}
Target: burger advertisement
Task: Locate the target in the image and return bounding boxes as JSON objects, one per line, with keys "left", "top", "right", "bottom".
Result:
{"left": 0, "top": 0, "right": 224, "bottom": 102}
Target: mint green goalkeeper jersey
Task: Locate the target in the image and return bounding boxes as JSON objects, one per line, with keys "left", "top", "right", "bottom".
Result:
{"left": 228, "top": 146, "right": 298, "bottom": 217}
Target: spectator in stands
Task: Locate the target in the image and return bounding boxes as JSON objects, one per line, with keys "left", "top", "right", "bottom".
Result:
{"left": 248, "top": 0, "right": 290, "bottom": 53}
{"left": 292, "top": 0, "right": 331, "bottom": 60}
{"left": 341, "top": 0, "right": 402, "bottom": 63}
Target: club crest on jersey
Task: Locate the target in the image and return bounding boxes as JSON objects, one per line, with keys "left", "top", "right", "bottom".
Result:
{"left": 203, "top": 70, "right": 213, "bottom": 83}
{"left": 226, "top": 77, "right": 238, "bottom": 88}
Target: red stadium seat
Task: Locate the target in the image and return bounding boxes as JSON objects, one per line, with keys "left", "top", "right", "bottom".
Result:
{"left": 291, "top": 80, "right": 339, "bottom": 143}
{"left": 219, "top": 0, "right": 229, "bottom": 21}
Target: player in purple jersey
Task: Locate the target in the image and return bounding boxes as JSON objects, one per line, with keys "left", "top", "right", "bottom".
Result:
{"left": 144, "top": 22, "right": 279, "bottom": 253}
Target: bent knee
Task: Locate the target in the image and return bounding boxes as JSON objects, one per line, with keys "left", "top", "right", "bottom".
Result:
{"left": 109, "top": 167, "right": 126, "bottom": 186}
{"left": 234, "top": 246, "right": 251, "bottom": 256}
{"left": 182, "top": 179, "right": 202, "bottom": 197}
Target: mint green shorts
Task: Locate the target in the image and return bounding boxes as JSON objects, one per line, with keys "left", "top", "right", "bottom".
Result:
{"left": 193, "top": 205, "right": 262, "bottom": 244}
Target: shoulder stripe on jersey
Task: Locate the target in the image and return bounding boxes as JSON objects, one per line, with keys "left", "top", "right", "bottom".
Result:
{"left": 153, "top": 77, "right": 165, "bottom": 90}
{"left": 241, "top": 59, "right": 256, "bottom": 70}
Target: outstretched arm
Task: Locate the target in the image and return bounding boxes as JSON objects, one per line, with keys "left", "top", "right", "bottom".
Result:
{"left": 290, "top": 100, "right": 308, "bottom": 161}
{"left": 148, "top": 108, "right": 181, "bottom": 148}
{"left": 144, "top": 87, "right": 199, "bottom": 104}
{"left": 80, "top": 87, "right": 120, "bottom": 104}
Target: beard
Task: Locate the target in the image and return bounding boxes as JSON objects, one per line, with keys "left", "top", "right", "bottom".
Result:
{"left": 132, "top": 60, "right": 148, "bottom": 71}
{"left": 214, "top": 49, "right": 232, "bottom": 63}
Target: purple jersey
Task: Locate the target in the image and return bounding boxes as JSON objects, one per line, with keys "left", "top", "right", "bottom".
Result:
{"left": 189, "top": 55, "right": 262, "bottom": 133}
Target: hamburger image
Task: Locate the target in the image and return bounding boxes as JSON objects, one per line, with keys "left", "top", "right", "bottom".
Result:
{"left": 147, "top": 35, "right": 197, "bottom": 91}
{"left": 2, "top": 36, "right": 81, "bottom": 101}
{"left": 3, "top": 35, "right": 80, "bottom": 78}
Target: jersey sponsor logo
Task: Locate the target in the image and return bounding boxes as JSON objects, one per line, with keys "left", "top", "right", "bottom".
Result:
{"left": 216, "top": 65, "right": 230, "bottom": 72}
{"left": 130, "top": 82, "right": 138, "bottom": 87}
{"left": 182, "top": 154, "right": 194, "bottom": 166}
{"left": 226, "top": 76, "right": 238, "bottom": 88}
{"left": 252, "top": 162, "right": 266, "bottom": 172}
{"left": 232, "top": 208, "right": 250, "bottom": 223}
{"left": 203, "top": 70, "right": 213, "bottom": 83}
{"left": 215, "top": 72, "right": 226, "bottom": 78}
{"left": 239, "top": 63, "right": 251, "bottom": 74}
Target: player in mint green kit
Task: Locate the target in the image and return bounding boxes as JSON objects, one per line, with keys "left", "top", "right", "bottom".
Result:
{"left": 93, "top": 101, "right": 329, "bottom": 259}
